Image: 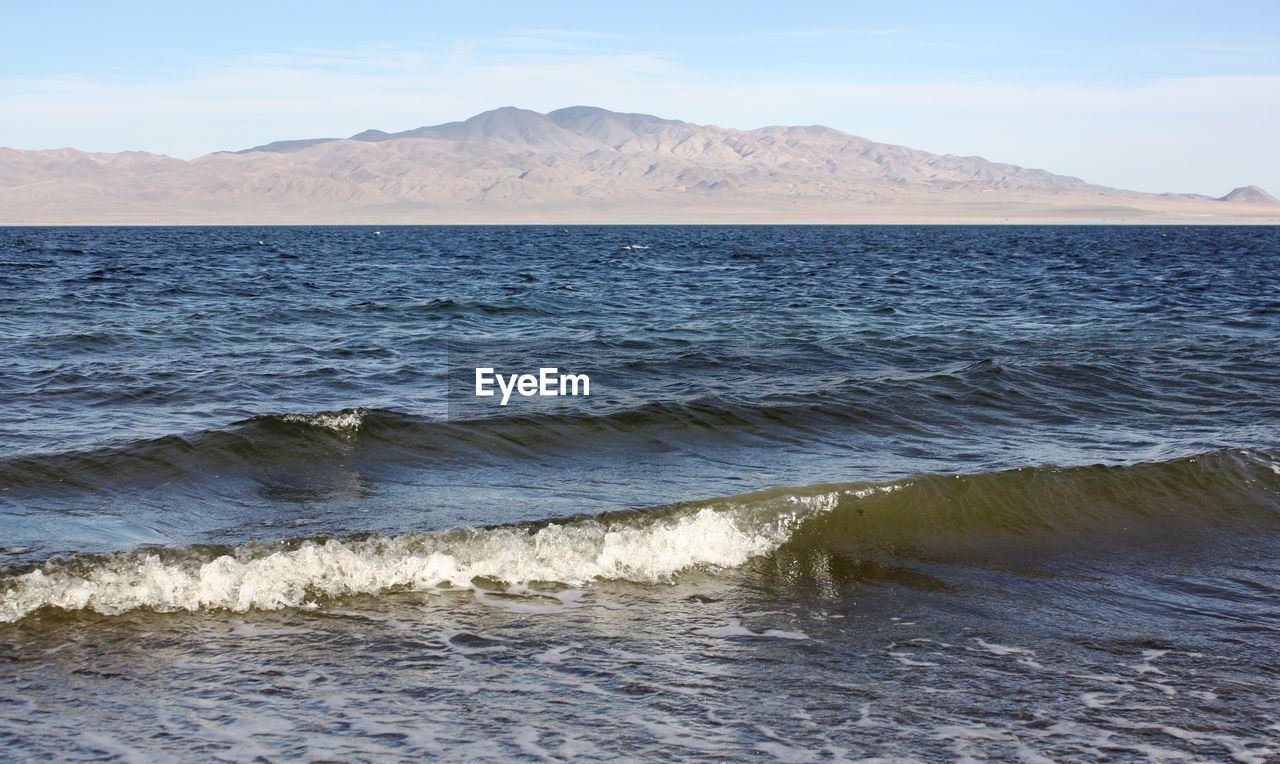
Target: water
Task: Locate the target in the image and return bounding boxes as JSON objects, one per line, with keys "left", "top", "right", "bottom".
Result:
{"left": 2, "top": 225, "right": 1279, "bottom": 760}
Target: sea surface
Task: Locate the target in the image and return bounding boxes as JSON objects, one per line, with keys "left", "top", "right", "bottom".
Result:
{"left": 1, "top": 225, "right": 1279, "bottom": 761}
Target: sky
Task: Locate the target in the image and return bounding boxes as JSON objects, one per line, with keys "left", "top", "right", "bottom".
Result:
{"left": 2, "top": 1, "right": 1277, "bottom": 195}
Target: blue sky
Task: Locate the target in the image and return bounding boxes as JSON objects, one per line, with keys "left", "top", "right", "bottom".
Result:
{"left": 3, "top": 1, "right": 1277, "bottom": 194}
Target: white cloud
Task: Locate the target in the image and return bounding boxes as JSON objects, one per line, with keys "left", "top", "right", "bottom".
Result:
{"left": 1, "top": 44, "right": 1276, "bottom": 195}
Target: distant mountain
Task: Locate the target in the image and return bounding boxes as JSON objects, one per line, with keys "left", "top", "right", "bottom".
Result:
{"left": 1, "top": 106, "right": 1276, "bottom": 224}
{"left": 1218, "top": 185, "right": 1279, "bottom": 204}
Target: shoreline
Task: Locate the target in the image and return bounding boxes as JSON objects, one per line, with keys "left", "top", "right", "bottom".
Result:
{"left": 5, "top": 211, "right": 1278, "bottom": 226}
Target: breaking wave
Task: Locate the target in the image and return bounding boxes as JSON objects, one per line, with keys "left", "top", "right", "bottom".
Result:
{"left": 2, "top": 448, "right": 1278, "bottom": 623}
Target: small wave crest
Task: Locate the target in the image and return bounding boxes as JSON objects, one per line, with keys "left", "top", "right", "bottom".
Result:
{"left": 0, "top": 398, "right": 891, "bottom": 497}
{"left": 0, "top": 408, "right": 399, "bottom": 495}
{"left": 277, "top": 408, "right": 367, "bottom": 433}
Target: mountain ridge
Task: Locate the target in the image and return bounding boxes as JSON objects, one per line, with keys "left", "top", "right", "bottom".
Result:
{"left": 2, "top": 106, "right": 1276, "bottom": 224}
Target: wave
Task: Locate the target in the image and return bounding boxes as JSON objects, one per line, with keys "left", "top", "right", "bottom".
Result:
{"left": 3, "top": 449, "right": 1278, "bottom": 623}
{"left": 0, "top": 493, "right": 824, "bottom": 623}
{"left": 0, "top": 408, "right": 386, "bottom": 494}
{"left": 0, "top": 399, "right": 912, "bottom": 495}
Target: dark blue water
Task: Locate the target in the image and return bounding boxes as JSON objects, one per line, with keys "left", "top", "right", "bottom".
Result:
{"left": 2, "top": 226, "right": 1279, "bottom": 760}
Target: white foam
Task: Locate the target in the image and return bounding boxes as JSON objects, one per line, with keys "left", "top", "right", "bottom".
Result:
{"left": 473, "top": 587, "right": 585, "bottom": 614}
{"left": 933, "top": 724, "right": 1014, "bottom": 741}
{"left": 889, "top": 652, "right": 938, "bottom": 667}
{"left": 1080, "top": 692, "right": 1120, "bottom": 709}
{"left": 1, "top": 501, "right": 816, "bottom": 622}
{"left": 1131, "top": 649, "right": 1169, "bottom": 675}
{"left": 847, "top": 482, "right": 908, "bottom": 500}
{"left": 971, "top": 637, "right": 1036, "bottom": 656}
{"left": 76, "top": 732, "right": 149, "bottom": 764}
{"left": 280, "top": 409, "right": 365, "bottom": 432}
{"left": 534, "top": 644, "right": 577, "bottom": 664}
{"left": 692, "top": 619, "right": 810, "bottom": 640}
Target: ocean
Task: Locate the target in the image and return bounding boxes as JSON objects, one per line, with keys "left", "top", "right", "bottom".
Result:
{"left": 1, "top": 225, "right": 1278, "bottom": 760}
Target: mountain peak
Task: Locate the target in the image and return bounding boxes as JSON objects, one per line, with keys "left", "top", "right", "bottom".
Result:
{"left": 1218, "top": 185, "right": 1279, "bottom": 204}
{"left": 344, "top": 106, "right": 591, "bottom": 149}
{"left": 547, "top": 105, "right": 683, "bottom": 126}
{"left": 463, "top": 105, "right": 549, "bottom": 126}
{"left": 545, "top": 106, "right": 693, "bottom": 148}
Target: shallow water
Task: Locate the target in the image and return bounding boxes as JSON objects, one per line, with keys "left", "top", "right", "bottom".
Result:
{"left": 2, "top": 226, "right": 1279, "bottom": 759}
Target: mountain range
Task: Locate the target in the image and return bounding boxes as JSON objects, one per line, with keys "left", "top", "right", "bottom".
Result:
{"left": 1, "top": 106, "right": 1276, "bottom": 224}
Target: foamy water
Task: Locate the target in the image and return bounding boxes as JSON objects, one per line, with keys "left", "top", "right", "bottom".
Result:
{"left": 2, "top": 495, "right": 835, "bottom": 621}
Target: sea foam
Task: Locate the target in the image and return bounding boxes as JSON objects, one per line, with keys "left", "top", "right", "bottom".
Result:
{"left": 0, "top": 498, "right": 827, "bottom": 622}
